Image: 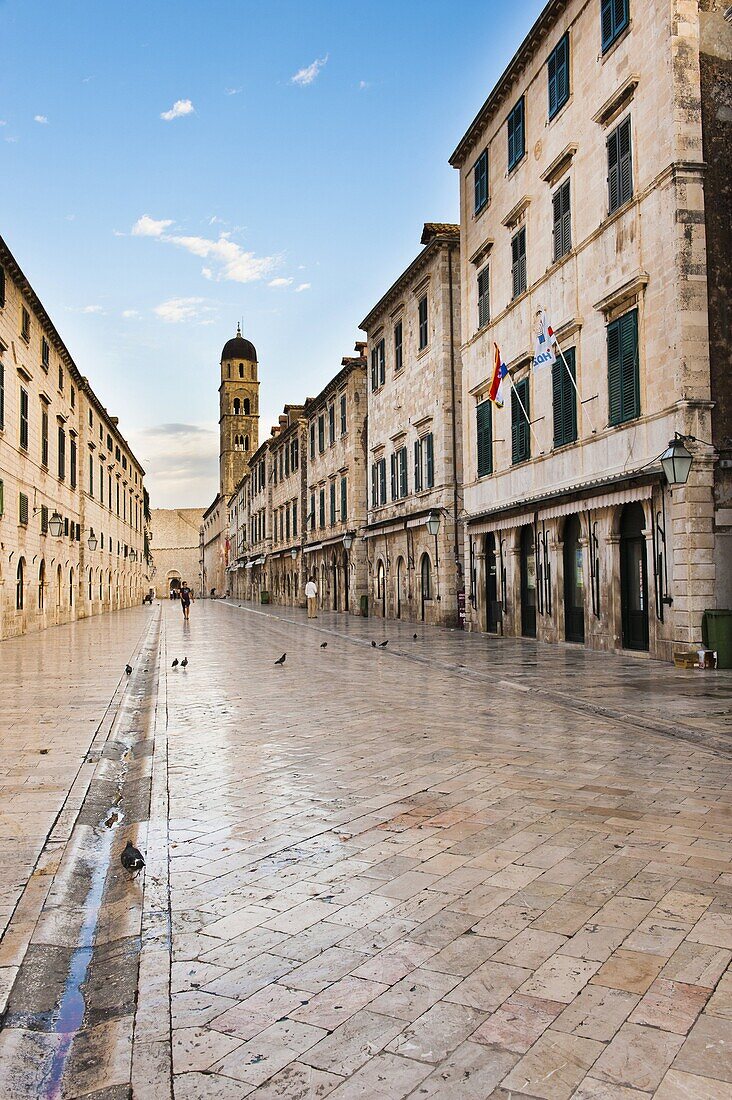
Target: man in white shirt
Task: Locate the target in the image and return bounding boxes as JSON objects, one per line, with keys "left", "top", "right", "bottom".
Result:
{"left": 305, "top": 576, "right": 318, "bottom": 618}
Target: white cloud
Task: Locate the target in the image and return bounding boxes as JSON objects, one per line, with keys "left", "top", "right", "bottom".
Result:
{"left": 122, "top": 309, "right": 140, "bottom": 319}
{"left": 224, "top": 87, "right": 242, "bottom": 96}
{"left": 5, "top": 136, "right": 18, "bottom": 144}
{"left": 130, "top": 423, "right": 218, "bottom": 509}
{"left": 66, "top": 214, "right": 76, "bottom": 221}
{"left": 160, "top": 98, "right": 194, "bottom": 121}
{"left": 291, "top": 55, "right": 328, "bottom": 86}
{"left": 268, "top": 277, "right": 293, "bottom": 288}
{"left": 0, "top": 120, "right": 6, "bottom": 126}
{"left": 153, "top": 297, "right": 217, "bottom": 323}
{"left": 132, "top": 214, "right": 174, "bottom": 237}
{"left": 34, "top": 114, "right": 49, "bottom": 124}
{"left": 81, "top": 304, "right": 103, "bottom": 314}
{"left": 358, "top": 80, "right": 370, "bottom": 90}
{"left": 295, "top": 283, "right": 311, "bottom": 293}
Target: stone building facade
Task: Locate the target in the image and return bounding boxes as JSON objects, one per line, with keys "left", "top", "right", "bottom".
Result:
{"left": 149, "top": 508, "right": 204, "bottom": 598}
{"left": 303, "top": 350, "right": 368, "bottom": 614}
{"left": 451, "top": 0, "right": 729, "bottom": 660}
{"left": 200, "top": 497, "right": 226, "bottom": 598}
{"left": 361, "top": 226, "right": 464, "bottom": 626}
{"left": 0, "top": 234, "right": 148, "bottom": 640}
{"left": 266, "top": 406, "right": 307, "bottom": 606}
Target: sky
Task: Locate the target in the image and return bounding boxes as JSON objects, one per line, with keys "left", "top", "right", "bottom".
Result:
{"left": 1, "top": 0, "right": 545, "bottom": 508}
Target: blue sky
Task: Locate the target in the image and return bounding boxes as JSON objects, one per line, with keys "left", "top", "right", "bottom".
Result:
{"left": 1, "top": 0, "right": 544, "bottom": 507}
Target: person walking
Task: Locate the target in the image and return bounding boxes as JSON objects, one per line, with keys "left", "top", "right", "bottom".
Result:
{"left": 180, "top": 581, "right": 194, "bottom": 621}
{"left": 305, "top": 576, "right": 318, "bottom": 619}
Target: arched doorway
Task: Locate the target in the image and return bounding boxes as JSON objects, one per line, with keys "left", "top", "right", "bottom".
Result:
{"left": 420, "top": 553, "right": 432, "bottom": 622}
{"left": 168, "top": 572, "right": 181, "bottom": 599}
{"left": 620, "top": 502, "right": 649, "bottom": 651}
{"left": 485, "top": 533, "right": 500, "bottom": 633}
{"left": 563, "top": 515, "right": 585, "bottom": 643}
{"left": 69, "top": 567, "right": 75, "bottom": 609}
{"left": 376, "top": 560, "right": 386, "bottom": 617}
{"left": 38, "top": 560, "right": 46, "bottom": 612}
{"left": 16, "top": 559, "right": 25, "bottom": 611}
{"left": 331, "top": 553, "right": 339, "bottom": 611}
{"left": 520, "top": 526, "right": 537, "bottom": 638}
{"left": 57, "top": 565, "right": 63, "bottom": 610}
{"left": 342, "top": 551, "right": 350, "bottom": 612}
{"left": 396, "top": 557, "right": 406, "bottom": 619}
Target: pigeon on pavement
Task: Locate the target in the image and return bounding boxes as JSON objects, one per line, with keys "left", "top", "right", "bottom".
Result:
{"left": 172, "top": 658, "right": 179, "bottom": 668}
{"left": 125, "top": 664, "right": 132, "bottom": 675}
{"left": 371, "top": 641, "right": 377, "bottom": 648}
{"left": 320, "top": 642, "right": 327, "bottom": 649}
{"left": 413, "top": 633, "right": 418, "bottom": 640}
{"left": 181, "top": 657, "right": 188, "bottom": 667}
{"left": 378, "top": 640, "right": 389, "bottom": 648}
{"left": 275, "top": 653, "right": 286, "bottom": 666}
{"left": 120, "top": 840, "right": 145, "bottom": 874}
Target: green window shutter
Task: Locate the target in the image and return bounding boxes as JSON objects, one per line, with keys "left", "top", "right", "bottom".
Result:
{"left": 19, "top": 491, "right": 28, "bottom": 525}
{"left": 620, "top": 309, "right": 639, "bottom": 421}
{"left": 0, "top": 362, "right": 4, "bottom": 430}
{"left": 607, "top": 318, "right": 622, "bottom": 425}
{"left": 340, "top": 476, "right": 347, "bottom": 521}
{"left": 390, "top": 453, "right": 397, "bottom": 500}
{"left": 607, "top": 126, "right": 620, "bottom": 212}
{"left": 512, "top": 380, "right": 530, "bottom": 464}
{"left": 477, "top": 268, "right": 490, "bottom": 328}
{"left": 379, "top": 340, "right": 386, "bottom": 385}
{"left": 618, "top": 117, "right": 632, "bottom": 206}
{"left": 330, "top": 481, "right": 336, "bottom": 524}
{"left": 425, "top": 433, "right": 434, "bottom": 487}
{"left": 476, "top": 400, "right": 493, "bottom": 477}
{"left": 379, "top": 458, "right": 386, "bottom": 504}
{"left": 553, "top": 180, "right": 571, "bottom": 261}
{"left": 371, "top": 464, "right": 377, "bottom": 507}
{"left": 41, "top": 504, "right": 48, "bottom": 533}
{"left": 414, "top": 440, "right": 422, "bottom": 492}
{"left": 399, "top": 447, "right": 408, "bottom": 497}
{"left": 552, "top": 348, "right": 577, "bottom": 447}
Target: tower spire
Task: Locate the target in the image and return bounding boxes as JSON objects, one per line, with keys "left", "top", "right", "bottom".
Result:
{"left": 236, "top": 321, "right": 242, "bottom": 337}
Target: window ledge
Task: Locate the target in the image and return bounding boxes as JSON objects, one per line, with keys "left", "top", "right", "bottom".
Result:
{"left": 593, "top": 270, "right": 648, "bottom": 316}
{"left": 416, "top": 345, "right": 429, "bottom": 360}
{"left": 502, "top": 195, "right": 531, "bottom": 230}
{"left": 540, "top": 143, "right": 578, "bottom": 186}
{"left": 592, "top": 73, "right": 638, "bottom": 127}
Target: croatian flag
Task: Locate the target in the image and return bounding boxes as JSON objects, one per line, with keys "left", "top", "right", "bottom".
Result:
{"left": 489, "top": 343, "right": 508, "bottom": 408}
{"left": 533, "top": 310, "right": 557, "bottom": 368}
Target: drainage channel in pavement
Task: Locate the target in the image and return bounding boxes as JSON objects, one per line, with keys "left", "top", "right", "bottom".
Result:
{"left": 0, "top": 606, "right": 161, "bottom": 1100}
{"left": 223, "top": 600, "right": 732, "bottom": 757}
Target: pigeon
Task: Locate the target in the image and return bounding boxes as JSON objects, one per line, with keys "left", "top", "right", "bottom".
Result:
{"left": 378, "top": 640, "right": 389, "bottom": 648}
{"left": 275, "top": 653, "right": 286, "bottom": 666}
{"left": 125, "top": 664, "right": 132, "bottom": 675}
{"left": 181, "top": 657, "right": 188, "bottom": 667}
{"left": 320, "top": 642, "right": 327, "bottom": 649}
{"left": 413, "top": 633, "right": 418, "bottom": 640}
{"left": 172, "top": 658, "right": 179, "bottom": 668}
{"left": 120, "top": 840, "right": 145, "bottom": 874}
{"left": 371, "top": 641, "right": 377, "bottom": 648}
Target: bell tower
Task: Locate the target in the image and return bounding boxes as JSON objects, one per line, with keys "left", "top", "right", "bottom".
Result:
{"left": 219, "top": 324, "right": 260, "bottom": 499}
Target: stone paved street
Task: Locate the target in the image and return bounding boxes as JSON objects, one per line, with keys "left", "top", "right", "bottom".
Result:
{"left": 1, "top": 600, "right": 732, "bottom": 1098}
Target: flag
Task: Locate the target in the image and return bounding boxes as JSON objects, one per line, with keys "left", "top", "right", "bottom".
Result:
{"left": 488, "top": 344, "right": 508, "bottom": 408}
{"left": 533, "top": 309, "right": 556, "bottom": 368}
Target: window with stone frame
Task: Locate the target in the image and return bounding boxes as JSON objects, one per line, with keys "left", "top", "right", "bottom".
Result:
{"left": 511, "top": 227, "right": 527, "bottom": 299}
{"left": 607, "top": 116, "right": 633, "bottom": 214}
{"left": 474, "top": 149, "right": 489, "bottom": 213}
{"left": 418, "top": 297, "right": 428, "bottom": 350}
{"left": 547, "top": 33, "right": 570, "bottom": 119}
{"left": 601, "top": 0, "right": 629, "bottom": 53}
{"left": 507, "top": 96, "right": 525, "bottom": 171}
{"left": 477, "top": 267, "right": 490, "bottom": 329}
{"left": 394, "top": 320, "right": 403, "bottom": 373}
{"left": 552, "top": 179, "right": 572, "bottom": 262}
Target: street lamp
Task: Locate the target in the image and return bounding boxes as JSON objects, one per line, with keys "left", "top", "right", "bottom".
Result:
{"left": 87, "top": 529, "right": 98, "bottom": 551}
{"left": 660, "top": 435, "right": 694, "bottom": 486}
{"left": 48, "top": 511, "right": 64, "bottom": 538}
{"left": 425, "top": 511, "right": 441, "bottom": 537}
{"left": 343, "top": 532, "right": 354, "bottom": 551}
{"left": 290, "top": 548, "right": 298, "bottom": 560}
{"left": 130, "top": 548, "right": 137, "bottom": 562}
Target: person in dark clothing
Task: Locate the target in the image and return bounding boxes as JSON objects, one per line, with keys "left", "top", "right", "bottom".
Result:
{"left": 180, "top": 582, "right": 193, "bottom": 620}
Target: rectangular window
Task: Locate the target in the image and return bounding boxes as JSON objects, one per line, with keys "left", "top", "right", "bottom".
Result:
{"left": 552, "top": 179, "right": 572, "bottom": 261}
{"left": 41, "top": 504, "right": 48, "bottom": 534}
{"left": 340, "top": 393, "right": 347, "bottom": 435}
{"left": 511, "top": 378, "right": 531, "bottom": 464}
{"left": 601, "top": 0, "right": 630, "bottom": 53}
{"left": 100, "top": 462, "right": 104, "bottom": 503}
{"left": 19, "top": 491, "right": 29, "bottom": 526}
{"left": 284, "top": 444, "right": 290, "bottom": 478}
{"left": 378, "top": 457, "right": 387, "bottom": 505}
{"left": 548, "top": 33, "right": 570, "bottom": 119}
{"left": 474, "top": 149, "right": 489, "bottom": 213}
{"left": 552, "top": 347, "right": 578, "bottom": 447}
{"left": 21, "top": 307, "right": 30, "bottom": 341}
{"left": 41, "top": 336, "right": 50, "bottom": 370}
{"left": 41, "top": 406, "right": 49, "bottom": 467}
{"left": 511, "top": 227, "right": 527, "bottom": 299}
{"left": 70, "top": 385, "right": 75, "bottom": 408}
{"left": 607, "top": 116, "right": 633, "bottom": 213}
{"left": 286, "top": 506, "right": 290, "bottom": 540}
{"left": 319, "top": 488, "right": 325, "bottom": 528}
{"left": 58, "top": 427, "right": 66, "bottom": 480}
{"left": 20, "top": 387, "right": 29, "bottom": 450}
{"left": 89, "top": 460, "right": 94, "bottom": 496}
{"left": 330, "top": 480, "right": 336, "bottom": 525}
{"left": 340, "top": 476, "right": 347, "bottom": 522}
{"left": 292, "top": 502, "right": 298, "bottom": 536}
{"left": 371, "top": 463, "right": 378, "bottom": 508}
{"left": 70, "top": 436, "right": 77, "bottom": 488}
{"left": 425, "top": 432, "right": 434, "bottom": 488}
{"left": 394, "top": 321, "right": 403, "bottom": 373}
{"left": 418, "top": 297, "right": 428, "bottom": 350}
{"left": 390, "top": 453, "right": 397, "bottom": 501}
{"left": 318, "top": 413, "right": 325, "bottom": 453}
{"left": 310, "top": 421, "right": 315, "bottom": 459}
{"left": 378, "top": 338, "right": 386, "bottom": 386}
{"left": 414, "top": 439, "right": 422, "bottom": 492}
{"left": 371, "top": 346, "right": 378, "bottom": 390}
{"left": 477, "top": 399, "right": 493, "bottom": 477}
{"left": 507, "top": 97, "right": 525, "bottom": 171}
{"left": 58, "top": 365, "right": 64, "bottom": 391}
{"left": 398, "top": 446, "right": 408, "bottom": 498}
{"left": 292, "top": 438, "right": 299, "bottom": 470}
{"left": 310, "top": 491, "right": 316, "bottom": 530}
{"left": 477, "top": 267, "right": 490, "bottom": 329}
{"left": 607, "top": 308, "right": 639, "bottom": 425}
{"left": 328, "top": 404, "right": 335, "bottom": 445}
{"left": 0, "top": 362, "right": 4, "bottom": 430}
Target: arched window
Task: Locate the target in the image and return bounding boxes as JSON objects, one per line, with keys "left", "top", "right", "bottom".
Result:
{"left": 233, "top": 398, "right": 241, "bottom": 415}
{"left": 244, "top": 435, "right": 249, "bottom": 450}
{"left": 16, "top": 558, "right": 25, "bottom": 611}
{"left": 69, "top": 567, "right": 75, "bottom": 607}
{"left": 38, "top": 560, "right": 46, "bottom": 611}
{"left": 239, "top": 364, "right": 244, "bottom": 378}
{"left": 243, "top": 398, "right": 251, "bottom": 415}
{"left": 226, "top": 365, "right": 231, "bottom": 379}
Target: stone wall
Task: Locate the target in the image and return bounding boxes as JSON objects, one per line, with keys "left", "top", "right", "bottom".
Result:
{"left": 150, "top": 508, "right": 204, "bottom": 598}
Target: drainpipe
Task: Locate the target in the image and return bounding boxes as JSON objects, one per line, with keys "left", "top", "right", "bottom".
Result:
{"left": 447, "top": 243, "right": 461, "bottom": 585}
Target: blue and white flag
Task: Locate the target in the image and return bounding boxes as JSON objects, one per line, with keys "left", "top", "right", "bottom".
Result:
{"left": 533, "top": 310, "right": 557, "bottom": 368}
